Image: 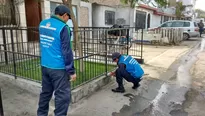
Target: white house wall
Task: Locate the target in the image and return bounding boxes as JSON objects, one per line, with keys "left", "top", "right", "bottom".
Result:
{"left": 18, "top": 1, "right": 27, "bottom": 27}
{"left": 115, "top": 7, "right": 135, "bottom": 27}
{"left": 41, "top": 0, "right": 51, "bottom": 19}
{"left": 151, "top": 14, "right": 161, "bottom": 28}
{"left": 92, "top": 5, "right": 116, "bottom": 27}
{"left": 41, "top": 0, "right": 81, "bottom": 25}
{"left": 80, "top": 1, "right": 92, "bottom": 27}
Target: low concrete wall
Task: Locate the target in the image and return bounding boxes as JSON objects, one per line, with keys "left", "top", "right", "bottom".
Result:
{"left": 71, "top": 75, "right": 111, "bottom": 103}
{"left": 0, "top": 72, "right": 112, "bottom": 104}
{"left": 135, "top": 29, "right": 184, "bottom": 45}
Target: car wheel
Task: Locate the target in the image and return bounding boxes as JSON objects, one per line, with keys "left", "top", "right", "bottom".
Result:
{"left": 183, "top": 33, "right": 189, "bottom": 40}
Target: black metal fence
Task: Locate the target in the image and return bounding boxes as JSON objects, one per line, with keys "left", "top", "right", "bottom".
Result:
{"left": 0, "top": 26, "right": 144, "bottom": 89}
{"left": 0, "top": 88, "right": 3, "bottom": 116}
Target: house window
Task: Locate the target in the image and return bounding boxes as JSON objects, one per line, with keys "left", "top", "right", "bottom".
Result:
{"left": 105, "top": 10, "right": 115, "bottom": 25}
{"left": 135, "top": 11, "right": 146, "bottom": 29}
{"left": 50, "top": 2, "right": 78, "bottom": 21}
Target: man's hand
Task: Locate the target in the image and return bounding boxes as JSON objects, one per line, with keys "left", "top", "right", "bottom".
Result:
{"left": 70, "top": 74, "right": 77, "bottom": 81}
{"left": 108, "top": 72, "right": 116, "bottom": 77}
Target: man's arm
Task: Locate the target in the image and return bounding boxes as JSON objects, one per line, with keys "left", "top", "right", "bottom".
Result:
{"left": 60, "top": 26, "right": 75, "bottom": 75}
{"left": 118, "top": 63, "right": 126, "bottom": 73}
{"left": 109, "top": 63, "right": 126, "bottom": 76}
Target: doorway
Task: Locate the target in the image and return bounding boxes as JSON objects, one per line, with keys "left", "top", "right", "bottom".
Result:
{"left": 24, "top": 0, "right": 42, "bottom": 41}
{"left": 147, "top": 13, "right": 150, "bottom": 29}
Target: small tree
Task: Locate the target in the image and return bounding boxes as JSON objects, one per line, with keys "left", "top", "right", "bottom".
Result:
{"left": 175, "top": 2, "right": 185, "bottom": 20}
{"left": 62, "top": 0, "right": 84, "bottom": 72}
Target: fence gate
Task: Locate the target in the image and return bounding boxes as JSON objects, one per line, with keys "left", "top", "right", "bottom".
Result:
{"left": 104, "top": 27, "right": 144, "bottom": 63}
{"left": 76, "top": 27, "right": 144, "bottom": 63}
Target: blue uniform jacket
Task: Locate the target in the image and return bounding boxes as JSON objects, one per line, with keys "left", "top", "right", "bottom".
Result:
{"left": 39, "top": 15, "right": 75, "bottom": 75}
{"left": 118, "top": 55, "right": 144, "bottom": 78}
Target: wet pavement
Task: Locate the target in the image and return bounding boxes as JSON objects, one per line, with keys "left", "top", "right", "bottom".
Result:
{"left": 111, "top": 40, "right": 201, "bottom": 116}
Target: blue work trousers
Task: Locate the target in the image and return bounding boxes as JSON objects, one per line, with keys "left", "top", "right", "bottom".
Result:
{"left": 37, "top": 66, "right": 71, "bottom": 116}
{"left": 115, "top": 68, "right": 141, "bottom": 88}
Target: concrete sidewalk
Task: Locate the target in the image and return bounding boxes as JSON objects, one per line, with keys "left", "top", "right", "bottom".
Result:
{"left": 0, "top": 38, "right": 201, "bottom": 116}
{"left": 68, "top": 39, "right": 201, "bottom": 116}
{"left": 0, "top": 76, "right": 39, "bottom": 116}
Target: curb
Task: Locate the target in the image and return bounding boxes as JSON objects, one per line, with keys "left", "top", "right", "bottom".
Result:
{"left": 0, "top": 72, "right": 112, "bottom": 104}
{"left": 71, "top": 75, "right": 111, "bottom": 103}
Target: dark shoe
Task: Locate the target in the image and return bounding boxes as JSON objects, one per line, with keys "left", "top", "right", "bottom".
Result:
{"left": 132, "top": 84, "right": 140, "bottom": 89}
{"left": 112, "top": 87, "right": 125, "bottom": 93}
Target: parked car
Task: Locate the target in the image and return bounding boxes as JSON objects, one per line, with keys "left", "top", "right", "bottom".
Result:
{"left": 149, "top": 20, "right": 200, "bottom": 40}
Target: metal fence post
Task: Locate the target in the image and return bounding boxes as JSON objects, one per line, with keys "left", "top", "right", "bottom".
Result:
{"left": 126, "top": 29, "right": 129, "bottom": 55}
{"left": 105, "top": 29, "right": 108, "bottom": 75}
{"left": 10, "top": 29, "right": 17, "bottom": 79}
{"left": 2, "top": 29, "right": 8, "bottom": 65}
{"left": 0, "top": 88, "right": 4, "bottom": 116}
{"left": 140, "top": 29, "right": 144, "bottom": 64}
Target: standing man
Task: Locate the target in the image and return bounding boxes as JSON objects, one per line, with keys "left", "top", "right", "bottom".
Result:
{"left": 199, "top": 20, "right": 204, "bottom": 37}
{"left": 109, "top": 52, "right": 144, "bottom": 93}
{"left": 37, "top": 5, "right": 76, "bottom": 116}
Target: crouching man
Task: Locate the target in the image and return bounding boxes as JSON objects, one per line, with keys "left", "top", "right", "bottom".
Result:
{"left": 109, "top": 52, "right": 144, "bottom": 93}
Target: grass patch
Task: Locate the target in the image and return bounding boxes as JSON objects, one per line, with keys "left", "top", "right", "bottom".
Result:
{"left": 0, "top": 58, "right": 115, "bottom": 88}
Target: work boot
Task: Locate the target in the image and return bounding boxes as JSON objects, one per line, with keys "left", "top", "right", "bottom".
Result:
{"left": 112, "top": 87, "right": 125, "bottom": 93}
{"left": 132, "top": 83, "right": 140, "bottom": 89}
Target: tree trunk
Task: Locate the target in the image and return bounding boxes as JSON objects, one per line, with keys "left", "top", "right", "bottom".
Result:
{"left": 62, "top": 0, "right": 84, "bottom": 72}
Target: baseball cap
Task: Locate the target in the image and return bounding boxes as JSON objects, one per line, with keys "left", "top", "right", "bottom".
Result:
{"left": 55, "top": 5, "right": 71, "bottom": 18}
{"left": 112, "top": 52, "right": 121, "bottom": 61}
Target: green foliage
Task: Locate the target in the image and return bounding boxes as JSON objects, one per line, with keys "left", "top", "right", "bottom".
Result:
{"left": 175, "top": 2, "right": 185, "bottom": 19}
{"left": 0, "top": 58, "right": 115, "bottom": 88}
{"left": 155, "top": 0, "right": 167, "bottom": 7}
{"left": 195, "top": 9, "right": 205, "bottom": 18}
{"left": 120, "top": 0, "right": 137, "bottom": 8}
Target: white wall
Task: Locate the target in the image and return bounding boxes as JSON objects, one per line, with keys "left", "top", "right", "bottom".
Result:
{"left": 80, "top": 1, "right": 92, "bottom": 27}
{"left": 18, "top": 0, "right": 27, "bottom": 27}
{"left": 92, "top": 4, "right": 116, "bottom": 27}
{"left": 151, "top": 15, "right": 161, "bottom": 28}
{"left": 41, "top": 0, "right": 51, "bottom": 19}
{"left": 41, "top": 0, "right": 81, "bottom": 25}
{"left": 116, "top": 7, "right": 134, "bottom": 27}
{"left": 92, "top": 4, "right": 134, "bottom": 27}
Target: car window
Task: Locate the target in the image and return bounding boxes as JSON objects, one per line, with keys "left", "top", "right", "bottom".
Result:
{"left": 184, "top": 22, "right": 190, "bottom": 27}
{"left": 161, "top": 22, "right": 172, "bottom": 27}
{"left": 171, "top": 22, "right": 184, "bottom": 27}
